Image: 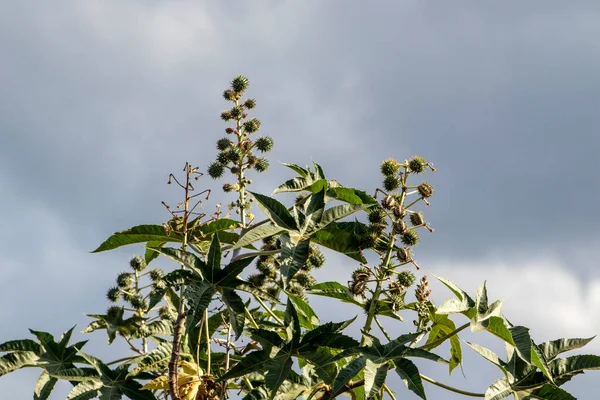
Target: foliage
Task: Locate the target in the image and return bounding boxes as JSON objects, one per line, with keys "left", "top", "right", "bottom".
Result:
{"left": 2, "top": 76, "right": 598, "bottom": 400}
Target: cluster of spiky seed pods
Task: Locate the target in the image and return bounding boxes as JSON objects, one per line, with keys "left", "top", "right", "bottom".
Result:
{"left": 348, "top": 156, "right": 436, "bottom": 328}
{"left": 247, "top": 236, "right": 326, "bottom": 299}
{"left": 207, "top": 76, "right": 274, "bottom": 219}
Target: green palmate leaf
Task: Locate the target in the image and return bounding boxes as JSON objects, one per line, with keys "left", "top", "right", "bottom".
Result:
{"left": 465, "top": 342, "right": 507, "bottom": 373}
{"left": 215, "top": 255, "right": 256, "bottom": 285}
{"left": 265, "top": 353, "right": 293, "bottom": 398}
{"left": 279, "top": 233, "right": 310, "bottom": 283}
{"left": 312, "top": 162, "right": 326, "bottom": 180}
{"left": 485, "top": 378, "right": 512, "bottom": 400}
{"left": 48, "top": 367, "right": 100, "bottom": 381}
{"left": 184, "top": 280, "right": 215, "bottom": 329}
{"left": 144, "top": 241, "right": 165, "bottom": 265}
{"left": 0, "top": 339, "right": 42, "bottom": 354}
{"left": 436, "top": 298, "right": 471, "bottom": 315}
{"left": 141, "top": 320, "right": 173, "bottom": 337}
{"left": 531, "top": 345, "right": 553, "bottom": 383}
{"left": 527, "top": 384, "right": 577, "bottom": 400}
{"left": 364, "top": 359, "right": 388, "bottom": 399}
{"left": 539, "top": 337, "right": 596, "bottom": 361}
{"left": 331, "top": 356, "right": 366, "bottom": 397}
{"left": 92, "top": 224, "right": 177, "bottom": 253}
{"left": 483, "top": 316, "right": 514, "bottom": 346}
{"left": 249, "top": 329, "right": 285, "bottom": 353}
{"left": 403, "top": 348, "right": 448, "bottom": 364}
{"left": 281, "top": 162, "right": 309, "bottom": 178}
{"left": 148, "top": 269, "right": 193, "bottom": 309}
{"left": 325, "top": 187, "right": 378, "bottom": 205}
{"left": 476, "top": 281, "right": 489, "bottom": 315}
{"left": 34, "top": 371, "right": 58, "bottom": 400}
{"left": 288, "top": 294, "right": 319, "bottom": 330}
{"left": 509, "top": 326, "right": 532, "bottom": 364}
{"left": 0, "top": 351, "right": 39, "bottom": 376}
{"left": 273, "top": 177, "right": 311, "bottom": 194}
{"left": 284, "top": 298, "right": 302, "bottom": 346}
{"left": 395, "top": 358, "right": 426, "bottom": 400}
{"left": 300, "top": 317, "right": 357, "bottom": 347}
{"left": 250, "top": 191, "right": 297, "bottom": 230}
{"left": 232, "top": 223, "right": 285, "bottom": 250}
{"left": 85, "top": 307, "right": 141, "bottom": 345}
{"left": 311, "top": 222, "right": 366, "bottom": 263}
{"left": 221, "top": 289, "right": 246, "bottom": 339}
{"left": 434, "top": 275, "right": 475, "bottom": 317}
{"left": 471, "top": 299, "right": 503, "bottom": 332}
{"left": 28, "top": 329, "right": 88, "bottom": 375}
{"left": 300, "top": 188, "right": 325, "bottom": 235}
{"left": 549, "top": 354, "right": 600, "bottom": 378}
{"left": 135, "top": 342, "right": 172, "bottom": 371}
{"left": 67, "top": 380, "right": 103, "bottom": 400}
{"left": 304, "top": 179, "right": 328, "bottom": 194}
{"left": 222, "top": 350, "right": 272, "bottom": 380}
{"left": 315, "top": 204, "right": 369, "bottom": 231}
{"left": 426, "top": 314, "right": 462, "bottom": 373}
{"left": 153, "top": 247, "right": 206, "bottom": 278}
{"left": 301, "top": 347, "right": 340, "bottom": 385}
{"left": 362, "top": 333, "right": 422, "bottom": 362}
{"left": 308, "top": 281, "right": 363, "bottom": 306}
{"left": 206, "top": 232, "right": 223, "bottom": 282}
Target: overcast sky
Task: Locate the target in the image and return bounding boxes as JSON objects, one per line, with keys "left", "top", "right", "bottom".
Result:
{"left": 1, "top": 1, "right": 600, "bottom": 399}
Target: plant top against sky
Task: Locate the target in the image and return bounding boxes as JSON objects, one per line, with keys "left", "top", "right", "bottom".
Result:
{"left": 1, "top": 76, "right": 599, "bottom": 400}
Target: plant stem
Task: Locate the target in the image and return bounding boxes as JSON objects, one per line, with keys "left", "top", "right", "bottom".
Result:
{"left": 244, "top": 307, "right": 259, "bottom": 329}
{"left": 418, "top": 322, "right": 470, "bottom": 350}
{"left": 204, "top": 309, "right": 211, "bottom": 376}
{"left": 254, "top": 295, "right": 284, "bottom": 325}
{"left": 374, "top": 316, "right": 392, "bottom": 341}
{"left": 420, "top": 374, "right": 484, "bottom": 397}
{"left": 382, "top": 384, "right": 396, "bottom": 400}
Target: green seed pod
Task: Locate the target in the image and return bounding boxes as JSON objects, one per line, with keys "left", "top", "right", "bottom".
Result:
{"left": 397, "top": 270, "right": 416, "bottom": 288}
{"left": 266, "top": 285, "right": 280, "bottom": 298}
{"left": 129, "top": 255, "right": 146, "bottom": 272}
{"left": 366, "top": 223, "right": 385, "bottom": 237}
{"left": 225, "top": 127, "right": 234, "bottom": 134}
{"left": 288, "top": 284, "right": 305, "bottom": 298}
{"left": 349, "top": 280, "right": 367, "bottom": 296}
{"left": 368, "top": 207, "right": 387, "bottom": 224}
{"left": 207, "top": 162, "right": 225, "bottom": 179}
{"left": 363, "top": 298, "right": 381, "bottom": 315}
{"left": 392, "top": 205, "right": 405, "bottom": 220}
{"left": 231, "top": 75, "right": 250, "bottom": 92}
{"left": 383, "top": 175, "right": 401, "bottom": 192}
{"left": 351, "top": 266, "right": 370, "bottom": 282}
{"left": 158, "top": 306, "right": 175, "bottom": 321}
{"left": 244, "top": 98, "right": 256, "bottom": 109}
{"left": 392, "top": 220, "right": 407, "bottom": 235}
{"left": 223, "top": 89, "right": 236, "bottom": 101}
{"left": 400, "top": 229, "right": 419, "bottom": 246}
{"left": 396, "top": 247, "right": 411, "bottom": 263}
{"left": 130, "top": 295, "right": 147, "bottom": 311}
{"left": 149, "top": 269, "right": 164, "bottom": 282}
{"left": 387, "top": 282, "right": 403, "bottom": 297}
{"left": 222, "top": 183, "right": 234, "bottom": 193}
{"left": 122, "top": 292, "right": 134, "bottom": 302}
{"left": 117, "top": 272, "right": 134, "bottom": 288}
{"left": 221, "top": 110, "right": 233, "bottom": 121}
{"left": 247, "top": 273, "right": 266, "bottom": 288}
{"left": 225, "top": 147, "right": 243, "bottom": 163}
{"left": 359, "top": 233, "right": 378, "bottom": 249}
{"left": 308, "top": 246, "right": 326, "bottom": 268}
{"left": 256, "top": 260, "right": 277, "bottom": 279}
{"left": 380, "top": 158, "right": 400, "bottom": 176}
{"left": 216, "top": 151, "right": 229, "bottom": 165}
{"left": 410, "top": 212, "right": 425, "bottom": 226}
{"left": 107, "top": 306, "right": 123, "bottom": 318}
{"left": 153, "top": 280, "right": 167, "bottom": 290}
{"left": 230, "top": 106, "right": 244, "bottom": 119}
{"left": 106, "top": 287, "right": 120, "bottom": 303}
{"left": 255, "top": 136, "right": 274, "bottom": 152}
{"left": 417, "top": 182, "right": 434, "bottom": 198}
{"left": 243, "top": 118, "right": 261, "bottom": 133}
{"left": 217, "top": 137, "right": 232, "bottom": 151}
{"left": 408, "top": 156, "right": 426, "bottom": 173}
{"left": 230, "top": 166, "right": 240, "bottom": 174}
{"left": 381, "top": 195, "right": 396, "bottom": 210}
{"left": 253, "top": 157, "right": 270, "bottom": 172}
{"left": 294, "top": 271, "right": 315, "bottom": 288}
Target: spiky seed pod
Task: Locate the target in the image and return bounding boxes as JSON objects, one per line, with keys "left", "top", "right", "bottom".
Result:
{"left": 410, "top": 212, "right": 425, "bottom": 226}
{"left": 231, "top": 75, "right": 250, "bottom": 92}
{"left": 216, "top": 152, "right": 229, "bottom": 165}
{"left": 392, "top": 205, "right": 405, "bottom": 220}
{"left": 266, "top": 285, "right": 280, "bottom": 298}
{"left": 351, "top": 266, "right": 370, "bottom": 282}
{"left": 253, "top": 157, "right": 269, "bottom": 172}
{"left": 390, "top": 294, "right": 405, "bottom": 311}
{"left": 230, "top": 166, "right": 240, "bottom": 174}
{"left": 400, "top": 229, "right": 419, "bottom": 246}
{"left": 149, "top": 269, "right": 164, "bottom": 282}
{"left": 359, "top": 233, "right": 378, "bottom": 249}
{"left": 255, "top": 136, "right": 274, "bottom": 152}
{"left": 107, "top": 306, "right": 122, "bottom": 318}
{"left": 366, "top": 223, "right": 385, "bottom": 237}
{"left": 308, "top": 247, "right": 326, "bottom": 268}
{"left": 288, "top": 284, "right": 305, "bottom": 298}
{"left": 247, "top": 273, "right": 266, "bottom": 288}
{"left": 387, "top": 282, "right": 403, "bottom": 297}
{"left": 107, "top": 287, "right": 121, "bottom": 302}
{"left": 408, "top": 156, "right": 426, "bottom": 173}
{"left": 363, "top": 298, "right": 381, "bottom": 315}
{"left": 221, "top": 183, "right": 233, "bottom": 193}
{"left": 392, "top": 220, "right": 407, "bottom": 235}
{"left": 368, "top": 207, "right": 387, "bottom": 225}
{"left": 294, "top": 271, "right": 315, "bottom": 288}
{"left": 349, "top": 280, "right": 367, "bottom": 296}
{"left": 230, "top": 106, "right": 245, "bottom": 119}
{"left": 130, "top": 295, "right": 147, "bottom": 311}
{"left": 243, "top": 118, "right": 261, "bottom": 133}
{"left": 207, "top": 162, "right": 225, "bottom": 179}
{"left": 225, "top": 147, "right": 243, "bottom": 163}
{"left": 244, "top": 98, "right": 256, "bottom": 109}
{"left": 223, "top": 89, "right": 236, "bottom": 101}
{"left": 221, "top": 110, "right": 233, "bottom": 121}
{"left": 380, "top": 158, "right": 401, "bottom": 176}
{"left": 417, "top": 182, "right": 434, "bottom": 198}
{"left": 397, "top": 270, "right": 416, "bottom": 288}
{"left": 397, "top": 247, "right": 411, "bottom": 263}
{"left": 153, "top": 280, "right": 167, "bottom": 290}
{"left": 216, "top": 138, "right": 232, "bottom": 151}
{"left": 159, "top": 306, "right": 175, "bottom": 321}
{"left": 256, "top": 260, "right": 277, "bottom": 279}
{"left": 225, "top": 127, "right": 235, "bottom": 134}
{"left": 129, "top": 255, "right": 146, "bottom": 272}
{"left": 122, "top": 292, "right": 134, "bottom": 302}
{"left": 381, "top": 195, "right": 396, "bottom": 210}
{"left": 383, "top": 175, "right": 401, "bottom": 192}
{"left": 117, "top": 272, "right": 134, "bottom": 288}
